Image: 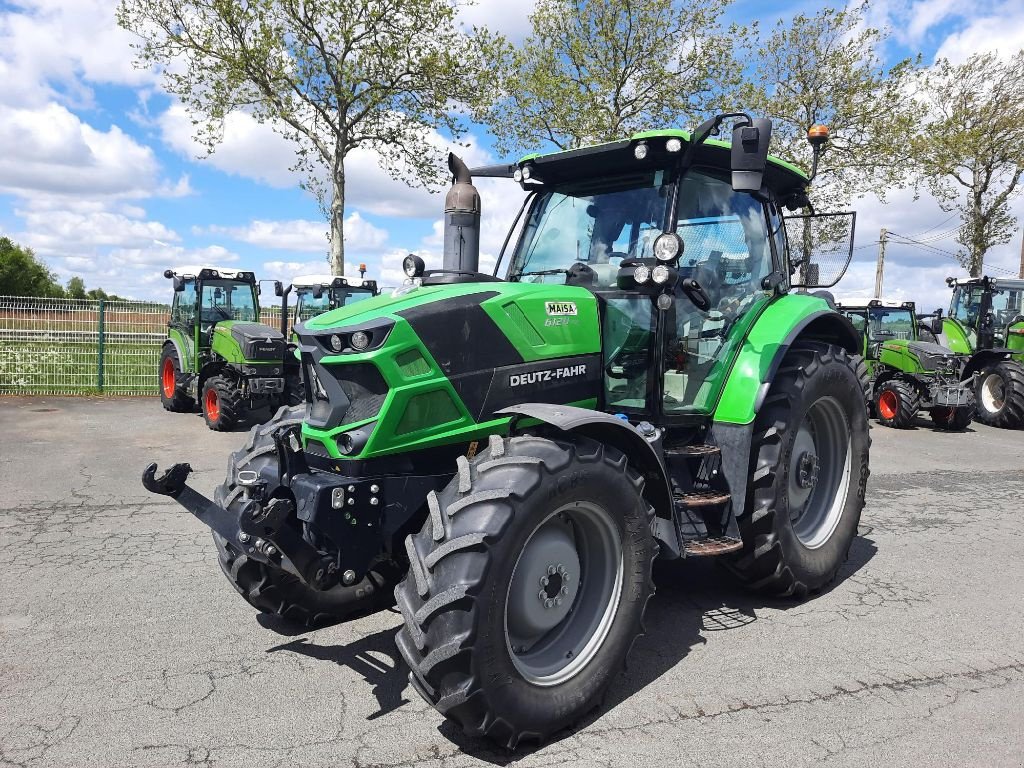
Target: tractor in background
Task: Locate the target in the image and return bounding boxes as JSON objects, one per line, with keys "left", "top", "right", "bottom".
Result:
{"left": 838, "top": 299, "right": 974, "bottom": 429}
{"left": 159, "top": 266, "right": 297, "bottom": 430}
{"left": 146, "top": 116, "right": 868, "bottom": 747}
{"left": 919, "top": 276, "right": 1024, "bottom": 428}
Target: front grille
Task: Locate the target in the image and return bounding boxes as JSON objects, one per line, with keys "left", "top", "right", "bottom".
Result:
{"left": 304, "top": 358, "right": 388, "bottom": 428}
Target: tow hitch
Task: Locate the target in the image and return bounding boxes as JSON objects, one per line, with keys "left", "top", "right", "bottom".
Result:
{"left": 142, "top": 459, "right": 340, "bottom": 590}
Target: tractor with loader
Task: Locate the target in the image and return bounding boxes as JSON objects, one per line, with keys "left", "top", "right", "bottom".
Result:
{"left": 159, "top": 266, "right": 301, "bottom": 430}
{"left": 917, "top": 276, "right": 1024, "bottom": 429}
{"left": 837, "top": 299, "right": 974, "bottom": 429}
{"left": 144, "top": 115, "right": 869, "bottom": 748}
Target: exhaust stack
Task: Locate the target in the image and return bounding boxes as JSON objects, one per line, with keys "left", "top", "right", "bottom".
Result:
{"left": 442, "top": 153, "right": 481, "bottom": 273}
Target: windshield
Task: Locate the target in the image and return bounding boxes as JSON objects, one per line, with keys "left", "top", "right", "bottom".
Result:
{"left": 508, "top": 170, "right": 670, "bottom": 286}
{"left": 950, "top": 285, "right": 983, "bottom": 328}
{"left": 201, "top": 280, "right": 257, "bottom": 323}
{"left": 868, "top": 308, "right": 914, "bottom": 340}
{"left": 990, "top": 285, "right": 1024, "bottom": 324}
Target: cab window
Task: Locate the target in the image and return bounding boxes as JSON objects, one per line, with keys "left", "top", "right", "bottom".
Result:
{"left": 950, "top": 285, "right": 984, "bottom": 328}
{"left": 201, "top": 280, "right": 257, "bottom": 323}
{"left": 171, "top": 280, "right": 197, "bottom": 326}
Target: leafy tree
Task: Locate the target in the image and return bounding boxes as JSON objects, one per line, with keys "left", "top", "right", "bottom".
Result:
{"left": 66, "top": 276, "right": 87, "bottom": 299}
{"left": 476, "top": 0, "right": 740, "bottom": 155}
{"left": 0, "top": 237, "right": 65, "bottom": 298}
{"left": 118, "top": 0, "right": 489, "bottom": 275}
{"left": 738, "top": 3, "right": 918, "bottom": 208}
{"left": 911, "top": 50, "right": 1024, "bottom": 276}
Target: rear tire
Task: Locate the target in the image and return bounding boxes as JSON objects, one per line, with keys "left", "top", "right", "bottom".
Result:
{"left": 727, "top": 342, "right": 870, "bottom": 597}
{"left": 394, "top": 435, "right": 656, "bottom": 749}
{"left": 159, "top": 346, "right": 194, "bottom": 413}
{"left": 929, "top": 406, "right": 973, "bottom": 431}
{"left": 213, "top": 406, "right": 401, "bottom": 626}
{"left": 973, "top": 360, "right": 1024, "bottom": 429}
{"left": 874, "top": 378, "right": 920, "bottom": 429}
{"left": 202, "top": 375, "right": 243, "bottom": 431}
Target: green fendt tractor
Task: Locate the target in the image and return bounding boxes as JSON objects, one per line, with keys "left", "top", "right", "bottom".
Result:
{"left": 144, "top": 116, "right": 869, "bottom": 747}
{"left": 838, "top": 299, "right": 974, "bottom": 429}
{"left": 160, "top": 266, "right": 296, "bottom": 430}
{"left": 918, "top": 276, "right": 1024, "bottom": 428}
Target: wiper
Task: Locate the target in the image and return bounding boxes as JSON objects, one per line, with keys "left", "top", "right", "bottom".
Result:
{"left": 511, "top": 269, "right": 570, "bottom": 281}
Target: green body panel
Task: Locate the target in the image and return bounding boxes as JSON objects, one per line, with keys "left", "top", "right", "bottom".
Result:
{"left": 713, "top": 294, "right": 834, "bottom": 426}
{"left": 1008, "top": 322, "right": 1024, "bottom": 354}
{"left": 208, "top": 321, "right": 283, "bottom": 366}
{"left": 877, "top": 340, "right": 928, "bottom": 374}
{"left": 168, "top": 327, "right": 194, "bottom": 370}
{"left": 301, "top": 282, "right": 601, "bottom": 460}
{"left": 939, "top": 317, "right": 974, "bottom": 355}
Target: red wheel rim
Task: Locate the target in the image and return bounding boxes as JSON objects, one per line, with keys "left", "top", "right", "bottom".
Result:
{"left": 878, "top": 390, "right": 898, "bottom": 420}
{"left": 161, "top": 358, "right": 176, "bottom": 399}
{"left": 205, "top": 388, "right": 220, "bottom": 421}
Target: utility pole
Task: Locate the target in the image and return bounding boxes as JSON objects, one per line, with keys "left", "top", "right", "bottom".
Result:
{"left": 1018, "top": 232, "right": 1024, "bottom": 278}
{"left": 874, "top": 228, "right": 887, "bottom": 298}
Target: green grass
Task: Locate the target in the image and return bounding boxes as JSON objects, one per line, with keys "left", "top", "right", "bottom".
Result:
{"left": 0, "top": 341, "right": 159, "bottom": 395}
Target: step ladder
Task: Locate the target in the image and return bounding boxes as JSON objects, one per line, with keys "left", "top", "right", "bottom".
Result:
{"left": 666, "top": 443, "right": 743, "bottom": 557}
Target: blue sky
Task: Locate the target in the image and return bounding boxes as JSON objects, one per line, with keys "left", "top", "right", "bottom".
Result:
{"left": 1, "top": 0, "right": 1022, "bottom": 309}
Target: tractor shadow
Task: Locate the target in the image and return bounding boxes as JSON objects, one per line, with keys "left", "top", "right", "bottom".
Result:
{"left": 442, "top": 534, "right": 878, "bottom": 764}
{"left": 256, "top": 537, "right": 877, "bottom": 763}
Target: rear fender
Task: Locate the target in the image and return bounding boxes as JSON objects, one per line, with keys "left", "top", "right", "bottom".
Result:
{"left": 964, "top": 349, "right": 1014, "bottom": 378}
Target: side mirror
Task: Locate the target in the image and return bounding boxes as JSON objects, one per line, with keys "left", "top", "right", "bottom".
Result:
{"left": 256, "top": 284, "right": 261, "bottom": 296}
{"left": 313, "top": 286, "right": 325, "bottom": 299}
{"left": 731, "top": 118, "right": 772, "bottom": 192}
{"left": 274, "top": 281, "right": 283, "bottom": 297}
{"left": 931, "top": 316, "right": 943, "bottom": 335}
{"left": 163, "top": 269, "right": 174, "bottom": 279}
{"left": 172, "top": 276, "right": 185, "bottom": 292}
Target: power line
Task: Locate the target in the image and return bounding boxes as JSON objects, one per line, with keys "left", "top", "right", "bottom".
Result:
{"left": 908, "top": 213, "right": 958, "bottom": 238}
{"left": 888, "top": 232, "right": 1018, "bottom": 276}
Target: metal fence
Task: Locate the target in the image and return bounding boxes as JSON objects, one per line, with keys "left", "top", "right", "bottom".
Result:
{"left": 0, "top": 296, "right": 289, "bottom": 396}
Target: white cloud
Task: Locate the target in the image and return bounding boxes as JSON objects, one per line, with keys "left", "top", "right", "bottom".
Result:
{"left": 202, "top": 212, "right": 388, "bottom": 254}
{"left": 261, "top": 260, "right": 331, "bottom": 282}
{"left": 933, "top": 7, "right": 1024, "bottom": 63}
{"left": 15, "top": 207, "right": 180, "bottom": 255}
{"left": 459, "top": 0, "right": 536, "bottom": 41}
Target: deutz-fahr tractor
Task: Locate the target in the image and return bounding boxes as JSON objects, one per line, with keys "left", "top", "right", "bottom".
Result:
{"left": 144, "top": 115, "right": 869, "bottom": 748}
{"left": 918, "top": 275, "right": 1024, "bottom": 428}
{"left": 838, "top": 299, "right": 974, "bottom": 430}
{"left": 159, "top": 266, "right": 299, "bottom": 430}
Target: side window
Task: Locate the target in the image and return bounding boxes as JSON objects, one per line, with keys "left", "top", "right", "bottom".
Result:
{"left": 171, "top": 281, "right": 196, "bottom": 325}
{"left": 845, "top": 312, "right": 867, "bottom": 335}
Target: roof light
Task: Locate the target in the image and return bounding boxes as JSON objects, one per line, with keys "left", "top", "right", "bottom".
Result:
{"left": 403, "top": 254, "right": 425, "bottom": 278}
{"left": 633, "top": 142, "right": 648, "bottom": 160}
{"left": 666, "top": 137, "right": 682, "bottom": 153}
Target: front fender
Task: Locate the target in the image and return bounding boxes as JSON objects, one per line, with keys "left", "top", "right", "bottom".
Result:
{"left": 714, "top": 296, "right": 860, "bottom": 426}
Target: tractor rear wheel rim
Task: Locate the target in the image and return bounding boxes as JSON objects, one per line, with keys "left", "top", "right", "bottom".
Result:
{"left": 788, "top": 396, "right": 852, "bottom": 549}
{"left": 981, "top": 372, "right": 1005, "bottom": 412}
{"left": 162, "top": 359, "right": 176, "bottom": 399}
{"left": 877, "top": 390, "right": 898, "bottom": 420}
{"left": 205, "top": 388, "right": 220, "bottom": 421}
{"left": 505, "top": 502, "right": 623, "bottom": 686}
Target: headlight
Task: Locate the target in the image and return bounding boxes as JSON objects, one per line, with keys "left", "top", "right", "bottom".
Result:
{"left": 666, "top": 137, "right": 682, "bottom": 153}
{"left": 522, "top": 165, "right": 533, "bottom": 180}
{"left": 633, "top": 142, "right": 648, "bottom": 160}
{"left": 513, "top": 168, "right": 523, "bottom": 182}
{"left": 403, "top": 254, "right": 425, "bottom": 278}
{"left": 329, "top": 334, "right": 343, "bottom": 352}
{"left": 652, "top": 265, "right": 671, "bottom": 284}
{"left": 653, "top": 232, "right": 683, "bottom": 262}
{"left": 337, "top": 433, "right": 355, "bottom": 455}
{"left": 350, "top": 331, "right": 370, "bottom": 351}
{"left": 633, "top": 265, "right": 650, "bottom": 284}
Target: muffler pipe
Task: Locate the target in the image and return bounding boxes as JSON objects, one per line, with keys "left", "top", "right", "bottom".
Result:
{"left": 442, "top": 153, "right": 481, "bottom": 273}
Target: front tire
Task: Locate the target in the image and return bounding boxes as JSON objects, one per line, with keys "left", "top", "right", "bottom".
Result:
{"left": 727, "top": 342, "right": 870, "bottom": 597}
{"left": 213, "top": 406, "right": 401, "bottom": 626}
{"left": 202, "top": 375, "right": 243, "bottom": 431}
{"left": 395, "top": 435, "right": 656, "bottom": 749}
{"left": 974, "top": 361, "right": 1024, "bottom": 429}
{"left": 929, "top": 406, "right": 973, "bottom": 431}
{"left": 159, "top": 346, "right": 194, "bottom": 413}
{"left": 874, "top": 378, "right": 920, "bottom": 429}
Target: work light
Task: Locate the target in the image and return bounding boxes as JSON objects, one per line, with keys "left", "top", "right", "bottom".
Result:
{"left": 653, "top": 233, "right": 683, "bottom": 262}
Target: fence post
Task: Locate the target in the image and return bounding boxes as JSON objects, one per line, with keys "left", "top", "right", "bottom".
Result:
{"left": 97, "top": 299, "right": 105, "bottom": 392}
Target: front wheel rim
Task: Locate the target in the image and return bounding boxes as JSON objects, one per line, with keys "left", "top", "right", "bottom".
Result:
{"left": 205, "top": 389, "right": 220, "bottom": 421}
{"left": 877, "top": 389, "right": 898, "bottom": 420}
{"left": 788, "top": 396, "right": 852, "bottom": 549}
{"left": 504, "top": 501, "right": 623, "bottom": 686}
{"left": 980, "top": 372, "right": 1005, "bottom": 413}
{"left": 161, "top": 359, "right": 176, "bottom": 398}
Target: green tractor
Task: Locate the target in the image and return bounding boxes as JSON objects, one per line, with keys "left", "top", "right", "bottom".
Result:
{"left": 160, "top": 266, "right": 299, "bottom": 430}
{"left": 918, "top": 276, "right": 1024, "bottom": 428}
{"left": 284, "top": 271, "right": 379, "bottom": 329}
{"left": 837, "top": 299, "right": 974, "bottom": 429}
{"left": 144, "top": 116, "right": 869, "bottom": 747}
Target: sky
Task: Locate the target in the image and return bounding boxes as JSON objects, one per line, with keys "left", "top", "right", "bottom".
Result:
{"left": 1, "top": 0, "right": 1023, "bottom": 311}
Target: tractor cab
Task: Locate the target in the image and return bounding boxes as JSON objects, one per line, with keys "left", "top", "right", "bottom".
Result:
{"left": 944, "top": 276, "right": 1024, "bottom": 352}
{"left": 838, "top": 299, "right": 917, "bottom": 359}
{"left": 160, "top": 266, "right": 296, "bottom": 430}
{"left": 291, "top": 273, "right": 378, "bottom": 326}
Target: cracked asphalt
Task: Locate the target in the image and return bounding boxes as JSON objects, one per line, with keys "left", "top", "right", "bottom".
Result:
{"left": 1, "top": 396, "right": 1022, "bottom": 767}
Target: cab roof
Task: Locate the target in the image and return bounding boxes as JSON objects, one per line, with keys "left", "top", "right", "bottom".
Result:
{"left": 168, "top": 266, "right": 255, "bottom": 281}
{"left": 836, "top": 298, "right": 915, "bottom": 310}
{"left": 469, "top": 129, "right": 809, "bottom": 199}
{"left": 292, "top": 274, "right": 375, "bottom": 289}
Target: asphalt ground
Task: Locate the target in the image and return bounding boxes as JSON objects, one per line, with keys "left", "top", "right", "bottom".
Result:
{"left": 0, "top": 396, "right": 1022, "bottom": 767}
